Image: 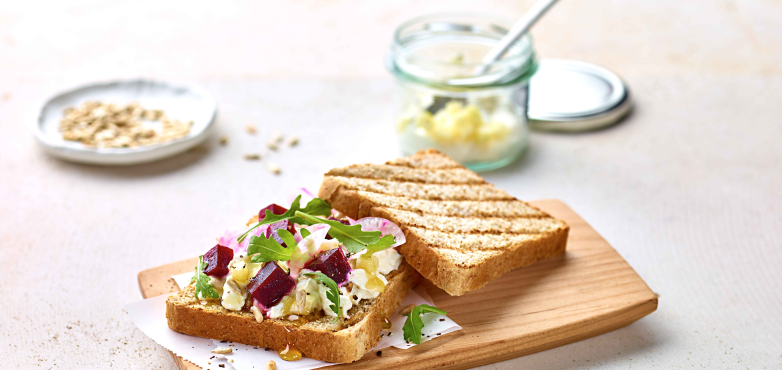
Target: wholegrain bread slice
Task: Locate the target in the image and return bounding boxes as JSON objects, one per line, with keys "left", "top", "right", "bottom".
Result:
{"left": 319, "top": 149, "right": 569, "bottom": 296}
{"left": 166, "top": 261, "right": 421, "bottom": 363}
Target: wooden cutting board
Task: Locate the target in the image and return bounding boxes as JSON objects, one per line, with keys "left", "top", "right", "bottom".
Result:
{"left": 137, "top": 199, "right": 657, "bottom": 370}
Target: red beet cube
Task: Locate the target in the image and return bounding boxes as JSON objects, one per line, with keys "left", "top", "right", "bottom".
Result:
{"left": 265, "top": 219, "right": 297, "bottom": 247}
{"left": 203, "top": 244, "right": 234, "bottom": 277}
{"left": 258, "top": 203, "right": 288, "bottom": 221}
{"left": 304, "top": 248, "right": 352, "bottom": 285}
{"left": 247, "top": 262, "right": 295, "bottom": 309}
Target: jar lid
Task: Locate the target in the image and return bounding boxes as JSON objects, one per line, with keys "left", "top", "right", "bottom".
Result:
{"left": 527, "top": 59, "right": 632, "bottom": 132}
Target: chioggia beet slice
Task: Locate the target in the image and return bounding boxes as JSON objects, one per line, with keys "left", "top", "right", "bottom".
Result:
{"left": 304, "top": 248, "right": 352, "bottom": 285}
{"left": 246, "top": 262, "right": 296, "bottom": 309}
{"left": 203, "top": 245, "right": 234, "bottom": 277}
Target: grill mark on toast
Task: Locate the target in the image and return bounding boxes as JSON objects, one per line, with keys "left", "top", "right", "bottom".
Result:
{"left": 385, "top": 150, "right": 464, "bottom": 169}
{"left": 385, "top": 163, "right": 464, "bottom": 170}
{"left": 326, "top": 176, "right": 513, "bottom": 201}
{"left": 377, "top": 208, "right": 566, "bottom": 235}
{"left": 356, "top": 191, "right": 547, "bottom": 218}
{"left": 405, "top": 226, "right": 547, "bottom": 251}
{"left": 326, "top": 165, "right": 485, "bottom": 185}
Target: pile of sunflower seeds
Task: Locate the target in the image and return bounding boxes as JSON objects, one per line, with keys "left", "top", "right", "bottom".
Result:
{"left": 58, "top": 101, "right": 192, "bottom": 148}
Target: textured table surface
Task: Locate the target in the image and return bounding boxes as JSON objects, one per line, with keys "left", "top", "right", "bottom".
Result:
{"left": 1, "top": 1, "right": 780, "bottom": 369}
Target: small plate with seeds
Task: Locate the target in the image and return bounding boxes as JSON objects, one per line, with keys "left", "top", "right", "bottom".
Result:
{"left": 34, "top": 79, "right": 216, "bottom": 165}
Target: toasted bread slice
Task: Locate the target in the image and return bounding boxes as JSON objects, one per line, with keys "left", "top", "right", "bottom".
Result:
{"left": 319, "top": 149, "right": 569, "bottom": 296}
{"left": 166, "top": 261, "right": 421, "bottom": 363}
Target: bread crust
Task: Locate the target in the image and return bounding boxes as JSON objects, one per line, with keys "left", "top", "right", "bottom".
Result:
{"left": 166, "top": 261, "right": 421, "bottom": 363}
{"left": 319, "top": 149, "right": 569, "bottom": 296}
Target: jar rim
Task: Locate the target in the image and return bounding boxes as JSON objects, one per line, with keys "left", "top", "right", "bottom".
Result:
{"left": 388, "top": 12, "right": 537, "bottom": 88}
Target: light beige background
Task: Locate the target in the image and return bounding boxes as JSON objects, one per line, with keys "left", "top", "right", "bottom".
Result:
{"left": 1, "top": 0, "right": 780, "bottom": 369}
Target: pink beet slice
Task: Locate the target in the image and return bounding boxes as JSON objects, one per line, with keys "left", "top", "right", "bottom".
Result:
{"left": 304, "top": 248, "right": 352, "bottom": 285}
{"left": 203, "top": 244, "right": 234, "bottom": 277}
{"left": 247, "top": 262, "right": 296, "bottom": 308}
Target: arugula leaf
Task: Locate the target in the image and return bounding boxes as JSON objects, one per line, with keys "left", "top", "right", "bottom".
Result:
{"left": 300, "top": 228, "right": 311, "bottom": 238}
{"left": 294, "top": 211, "right": 382, "bottom": 254}
{"left": 238, "top": 196, "right": 304, "bottom": 243}
{"left": 402, "top": 304, "right": 448, "bottom": 344}
{"left": 190, "top": 255, "right": 219, "bottom": 299}
{"left": 303, "top": 271, "right": 340, "bottom": 315}
{"left": 248, "top": 232, "right": 294, "bottom": 263}
{"left": 366, "top": 234, "right": 396, "bottom": 254}
{"left": 299, "top": 198, "right": 332, "bottom": 217}
{"left": 276, "top": 229, "right": 298, "bottom": 249}
{"left": 238, "top": 196, "right": 333, "bottom": 243}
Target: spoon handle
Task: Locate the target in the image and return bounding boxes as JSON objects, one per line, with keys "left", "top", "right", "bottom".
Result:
{"left": 477, "top": 0, "right": 559, "bottom": 73}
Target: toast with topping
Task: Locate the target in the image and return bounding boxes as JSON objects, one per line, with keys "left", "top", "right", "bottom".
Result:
{"left": 166, "top": 261, "right": 420, "bottom": 363}
{"left": 318, "top": 149, "right": 569, "bottom": 296}
{"left": 165, "top": 199, "right": 424, "bottom": 363}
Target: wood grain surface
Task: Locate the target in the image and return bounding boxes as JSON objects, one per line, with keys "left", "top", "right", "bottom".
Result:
{"left": 137, "top": 199, "right": 657, "bottom": 370}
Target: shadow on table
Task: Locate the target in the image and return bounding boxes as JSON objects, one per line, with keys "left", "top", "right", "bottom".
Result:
{"left": 510, "top": 318, "right": 667, "bottom": 370}
{"left": 48, "top": 142, "right": 211, "bottom": 178}
{"left": 480, "top": 106, "right": 637, "bottom": 177}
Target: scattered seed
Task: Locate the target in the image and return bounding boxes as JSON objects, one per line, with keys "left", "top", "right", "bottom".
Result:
{"left": 244, "top": 153, "right": 261, "bottom": 160}
{"left": 58, "top": 101, "right": 191, "bottom": 148}
{"left": 267, "top": 162, "right": 281, "bottom": 174}
{"left": 270, "top": 130, "right": 284, "bottom": 143}
{"left": 266, "top": 360, "right": 277, "bottom": 370}
{"left": 219, "top": 135, "right": 228, "bottom": 145}
{"left": 287, "top": 135, "right": 299, "bottom": 147}
{"left": 266, "top": 140, "right": 279, "bottom": 151}
{"left": 246, "top": 125, "right": 257, "bottom": 134}
{"left": 376, "top": 351, "right": 382, "bottom": 356}
{"left": 212, "top": 347, "right": 232, "bottom": 355}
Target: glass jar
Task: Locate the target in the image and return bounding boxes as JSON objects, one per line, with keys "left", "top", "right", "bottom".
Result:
{"left": 386, "top": 13, "right": 537, "bottom": 171}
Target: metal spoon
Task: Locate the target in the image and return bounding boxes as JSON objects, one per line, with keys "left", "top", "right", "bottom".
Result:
{"left": 425, "top": 0, "right": 560, "bottom": 113}
{"left": 475, "top": 0, "right": 560, "bottom": 75}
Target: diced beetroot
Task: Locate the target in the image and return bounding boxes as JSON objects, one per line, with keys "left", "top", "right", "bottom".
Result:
{"left": 303, "top": 248, "right": 352, "bottom": 285}
{"left": 247, "top": 262, "right": 296, "bottom": 309}
{"left": 265, "top": 219, "right": 297, "bottom": 247}
{"left": 258, "top": 204, "right": 296, "bottom": 246}
{"left": 324, "top": 217, "right": 350, "bottom": 240}
{"left": 203, "top": 244, "right": 233, "bottom": 277}
{"left": 258, "top": 203, "right": 288, "bottom": 220}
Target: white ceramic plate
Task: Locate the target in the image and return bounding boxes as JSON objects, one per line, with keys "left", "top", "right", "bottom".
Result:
{"left": 34, "top": 79, "right": 216, "bottom": 166}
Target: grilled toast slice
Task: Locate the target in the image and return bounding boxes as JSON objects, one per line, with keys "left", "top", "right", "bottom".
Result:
{"left": 318, "top": 149, "right": 569, "bottom": 296}
{"left": 166, "top": 260, "right": 421, "bottom": 363}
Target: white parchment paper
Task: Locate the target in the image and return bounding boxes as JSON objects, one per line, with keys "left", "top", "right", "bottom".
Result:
{"left": 125, "top": 274, "right": 460, "bottom": 370}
